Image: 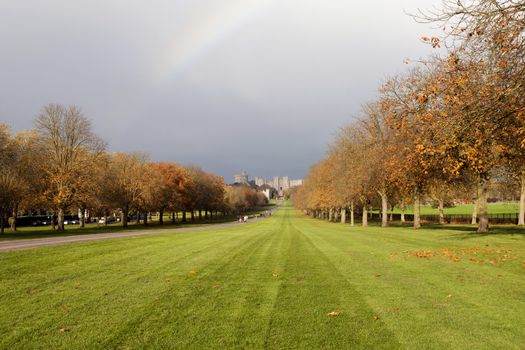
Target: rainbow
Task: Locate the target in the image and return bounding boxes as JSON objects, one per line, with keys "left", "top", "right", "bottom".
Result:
{"left": 157, "top": 0, "right": 274, "bottom": 79}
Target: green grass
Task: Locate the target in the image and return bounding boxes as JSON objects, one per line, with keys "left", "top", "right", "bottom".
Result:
{"left": 1, "top": 204, "right": 524, "bottom": 349}
{"left": 385, "top": 202, "right": 520, "bottom": 215}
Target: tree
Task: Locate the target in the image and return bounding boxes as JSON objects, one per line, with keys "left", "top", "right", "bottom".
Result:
{"left": 0, "top": 124, "right": 25, "bottom": 233}
{"left": 106, "top": 152, "right": 148, "bottom": 228}
{"left": 35, "top": 104, "right": 105, "bottom": 231}
{"left": 415, "top": 0, "right": 525, "bottom": 232}
{"left": 147, "top": 162, "right": 190, "bottom": 225}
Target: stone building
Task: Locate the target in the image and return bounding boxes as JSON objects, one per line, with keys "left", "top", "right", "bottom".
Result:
{"left": 234, "top": 171, "right": 249, "bottom": 185}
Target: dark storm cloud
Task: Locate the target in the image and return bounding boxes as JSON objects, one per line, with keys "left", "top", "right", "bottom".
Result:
{"left": 0, "top": 0, "right": 442, "bottom": 181}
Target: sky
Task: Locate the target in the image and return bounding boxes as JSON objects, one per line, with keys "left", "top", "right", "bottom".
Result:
{"left": 0, "top": 0, "right": 443, "bottom": 182}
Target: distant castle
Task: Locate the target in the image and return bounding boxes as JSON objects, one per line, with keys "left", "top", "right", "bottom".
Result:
{"left": 233, "top": 171, "right": 303, "bottom": 197}
{"left": 233, "top": 171, "right": 249, "bottom": 185}
{"left": 254, "top": 176, "right": 303, "bottom": 191}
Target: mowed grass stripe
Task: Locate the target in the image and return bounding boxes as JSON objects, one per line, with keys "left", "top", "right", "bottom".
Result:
{"left": 134, "top": 218, "right": 290, "bottom": 349}
{"left": 101, "top": 222, "right": 278, "bottom": 348}
{"left": 262, "top": 209, "right": 401, "bottom": 349}
{"left": 0, "top": 222, "right": 269, "bottom": 348}
{"left": 293, "top": 212, "right": 525, "bottom": 349}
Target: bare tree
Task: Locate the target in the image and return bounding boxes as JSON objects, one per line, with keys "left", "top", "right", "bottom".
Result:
{"left": 35, "top": 104, "right": 105, "bottom": 231}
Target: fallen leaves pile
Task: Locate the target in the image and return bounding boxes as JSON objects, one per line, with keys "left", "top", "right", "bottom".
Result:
{"left": 398, "top": 246, "right": 521, "bottom": 266}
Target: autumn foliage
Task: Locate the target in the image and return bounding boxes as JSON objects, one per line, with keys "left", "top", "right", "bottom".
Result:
{"left": 0, "top": 105, "right": 267, "bottom": 232}
{"left": 295, "top": 0, "right": 525, "bottom": 233}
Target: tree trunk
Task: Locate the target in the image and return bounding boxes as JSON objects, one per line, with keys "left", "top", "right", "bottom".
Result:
{"left": 159, "top": 209, "right": 164, "bottom": 225}
{"left": 478, "top": 178, "right": 489, "bottom": 233}
{"left": 122, "top": 204, "right": 129, "bottom": 228}
{"left": 171, "top": 211, "right": 175, "bottom": 224}
{"left": 334, "top": 208, "right": 340, "bottom": 222}
{"left": 104, "top": 209, "right": 109, "bottom": 227}
{"left": 199, "top": 210, "right": 202, "bottom": 220}
{"left": 329, "top": 208, "right": 333, "bottom": 222}
{"left": 350, "top": 202, "right": 355, "bottom": 226}
{"left": 518, "top": 172, "right": 525, "bottom": 226}
{"left": 471, "top": 198, "right": 478, "bottom": 225}
{"left": 380, "top": 192, "right": 388, "bottom": 227}
{"left": 341, "top": 208, "right": 346, "bottom": 224}
{"left": 0, "top": 210, "right": 4, "bottom": 234}
{"left": 136, "top": 212, "right": 141, "bottom": 224}
{"left": 191, "top": 211, "right": 195, "bottom": 221}
{"left": 413, "top": 187, "right": 421, "bottom": 229}
{"left": 57, "top": 208, "right": 65, "bottom": 231}
{"left": 79, "top": 208, "right": 85, "bottom": 228}
{"left": 362, "top": 205, "right": 368, "bottom": 227}
{"left": 10, "top": 206, "right": 17, "bottom": 231}
{"left": 51, "top": 210, "right": 56, "bottom": 230}
{"left": 182, "top": 211, "right": 187, "bottom": 222}
{"left": 438, "top": 198, "right": 445, "bottom": 224}
{"left": 205, "top": 210, "right": 209, "bottom": 219}
{"left": 400, "top": 201, "right": 406, "bottom": 223}
{"left": 144, "top": 212, "right": 148, "bottom": 226}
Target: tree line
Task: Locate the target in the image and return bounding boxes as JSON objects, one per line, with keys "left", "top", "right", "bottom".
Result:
{"left": 294, "top": 0, "right": 525, "bottom": 232}
{"left": 0, "top": 104, "right": 267, "bottom": 233}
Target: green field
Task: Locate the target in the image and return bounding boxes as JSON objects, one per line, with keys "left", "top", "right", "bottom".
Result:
{"left": 1, "top": 204, "right": 524, "bottom": 349}
{"left": 390, "top": 202, "right": 519, "bottom": 215}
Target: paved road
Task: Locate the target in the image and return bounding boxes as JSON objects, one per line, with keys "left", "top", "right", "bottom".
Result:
{"left": 0, "top": 214, "right": 274, "bottom": 252}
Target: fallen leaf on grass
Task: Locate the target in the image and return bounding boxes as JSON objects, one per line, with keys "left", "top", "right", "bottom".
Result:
{"left": 373, "top": 316, "right": 380, "bottom": 321}
{"left": 189, "top": 271, "right": 198, "bottom": 276}
{"left": 59, "top": 327, "right": 69, "bottom": 333}
{"left": 327, "top": 311, "right": 339, "bottom": 317}
{"left": 272, "top": 273, "right": 279, "bottom": 277}
{"left": 446, "top": 294, "right": 452, "bottom": 299}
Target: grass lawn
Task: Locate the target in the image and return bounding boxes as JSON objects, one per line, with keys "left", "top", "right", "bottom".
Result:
{"left": 1, "top": 204, "right": 524, "bottom": 349}
{"left": 389, "top": 202, "right": 520, "bottom": 215}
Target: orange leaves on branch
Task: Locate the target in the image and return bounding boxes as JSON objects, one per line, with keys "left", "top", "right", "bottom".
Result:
{"left": 421, "top": 36, "right": 441, "bottom": 48}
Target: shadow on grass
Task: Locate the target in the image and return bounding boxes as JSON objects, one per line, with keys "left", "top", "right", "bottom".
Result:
{"left": 384, "top": 221, "right": 525, "bottom": 238}
{"left": 319, "top": 215, "right": 525, "bottom": 238}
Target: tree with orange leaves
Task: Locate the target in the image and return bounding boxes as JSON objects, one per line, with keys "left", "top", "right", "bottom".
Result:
{"left": 147, "top": 162, "right": 191, "bottom": 225}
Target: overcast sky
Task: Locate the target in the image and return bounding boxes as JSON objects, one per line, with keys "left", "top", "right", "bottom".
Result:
{"left": 0, "top": 0, "right": 442, "bottom": 181}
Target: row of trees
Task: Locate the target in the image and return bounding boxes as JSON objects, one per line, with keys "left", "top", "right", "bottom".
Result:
{"left": 295, "top": 0, "right": 525, "bottom": 232}
{"left": 0, "top": 104, "right": 266, "bottom": 233}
